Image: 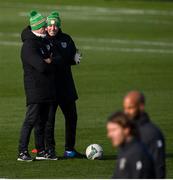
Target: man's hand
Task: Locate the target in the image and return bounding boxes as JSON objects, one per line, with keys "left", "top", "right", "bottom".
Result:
{"left": 74, "top": 51, "right": 82, "bottom": 64}
{"left": 44, "top": 58, "right": 52, "bottom": 64}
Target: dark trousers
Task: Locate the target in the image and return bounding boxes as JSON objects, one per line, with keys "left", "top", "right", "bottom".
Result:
{"left": 43, "top": 101, "right": 77, "bottom": 151}
{"left": 18, "top": 103, "right": 50, "bottom": 152}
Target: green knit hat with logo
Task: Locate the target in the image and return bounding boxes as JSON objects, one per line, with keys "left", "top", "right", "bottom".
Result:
{"left": 29, "top": 10, "right": 46, "bottom": 30}
{"left": 47, "top": 11, "right": 61, "bottom": 28}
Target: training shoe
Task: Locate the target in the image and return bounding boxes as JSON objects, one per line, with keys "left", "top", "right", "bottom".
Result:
{"left": 64, "top": 150, "right": 86, "bottom": 159}
{"left": 17, "top": 151, "right": 33, "bottom": 162}
{"left": 35, "top": 150, "right": 48, "bottom": 160}
{"left": 46, "top": 149, "right": 58, "bottom": 160}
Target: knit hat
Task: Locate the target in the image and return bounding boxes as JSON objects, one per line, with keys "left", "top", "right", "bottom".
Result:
{"left": 47, "top": 11, "right": 61, "bottom": 28}
{"left": 29, "top": 10, "right": 46, "bottom": 30}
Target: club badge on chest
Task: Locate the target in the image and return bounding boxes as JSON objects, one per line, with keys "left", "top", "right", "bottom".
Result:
{"left": 61, "top": 42, "right": 67, "bottom": 48}
{"left": 46, "top": 44, "right": 51, "bottom": 51}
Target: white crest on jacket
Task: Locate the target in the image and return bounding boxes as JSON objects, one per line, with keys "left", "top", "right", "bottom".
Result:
{"left": 46, "top": 44, "right": 50, "bottom": 51}
{"left": 136, "top": 161, "right": 143, "bottom": 170}
{"left": 119, "top": 158, "right": 126, "bottom": 170}
{"left": 61, "top": 42, "right": 67, "bottom": 48}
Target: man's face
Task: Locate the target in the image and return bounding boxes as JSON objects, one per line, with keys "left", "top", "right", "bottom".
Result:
{"left": 47, "top": 24, "right": 59, "bottom": 36}
{"left": 36, "top": 26, "right": 46, "bottom": 35}
{"left": 123, "top": 97, "right": 141, "bottom": 120}
{"left": 107, "top": 122, "right": 127, "bottom": 147}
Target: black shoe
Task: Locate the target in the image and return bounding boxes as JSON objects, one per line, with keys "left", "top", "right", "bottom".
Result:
{"left": 64, "top": 149, "right": 86, "bottom": 159}
{"left": 35, "top": 150, "right": 48, "bottom": 160}
{"left": 17, "top": 151, "right": 33, "bottom": 162}
{"left": 46, "top": 149, "right": 58, "bottom": 160}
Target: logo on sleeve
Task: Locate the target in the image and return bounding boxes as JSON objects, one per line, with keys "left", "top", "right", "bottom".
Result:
{"left": 61, "top": 42, "right": 67, "bottom": 48}
{"left": 119, "top": 158, "right": 126, "bottom": 170}
{"left": 136, "top": 161, "right": 142, "bottom": 170}
{"left": 157, "top": 140, "right": 163, "bottom": 148}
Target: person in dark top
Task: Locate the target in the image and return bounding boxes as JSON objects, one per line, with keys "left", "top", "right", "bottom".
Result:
{"left": 123, "top": 91, "right": 166, "bottom": 178}
{"left": 17, "top": 10, "right": 55, "bottom": 162}
{"left": 33, "top": 11, "right": 83, "bottom": 159}
{"left": 107, "top": 111, "right": 155, "bottom": 179}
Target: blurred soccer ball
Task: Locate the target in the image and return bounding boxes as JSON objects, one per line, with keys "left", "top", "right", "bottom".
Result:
{"left": 86, "top": 144, "right": 103, "bottom": 160}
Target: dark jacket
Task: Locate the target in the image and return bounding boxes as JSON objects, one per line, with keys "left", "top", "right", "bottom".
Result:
{"left": 47, "top": 30, "right": 78, "bottom": 104}
{"left": 113, "top": 138, "right": 155, "bottom": 179}
{"left": 21, "top": 26, "right": 56, "bottom": 105}
{"left": 135, "top": 112, "right": 166, "bottom": 178}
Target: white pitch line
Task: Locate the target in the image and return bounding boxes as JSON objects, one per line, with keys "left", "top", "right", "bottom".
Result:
{"left": 0, "top": 40, "right": 173, "bottom": 54}
{"left": 1, "top": 32, "right": 173, "bottom": 48}
{"left": 18, "top": 12, "right": 173, "bottom": 25}
{"left": 82, "top": 45, "right": 173, "bottom": 54}
{"left": 0, "top": 32, "right": 19, "bottom": 37}
{"left": 0, "top": 41, "right": 20, "bottom": 46}
{"left": 75, "top": 37, "right": 173, "bottom": 47}
{"left": 2, "top": 2, "right": 173, "bottom": 16}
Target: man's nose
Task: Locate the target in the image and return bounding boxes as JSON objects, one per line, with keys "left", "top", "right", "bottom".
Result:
{"left": 51, "top": 25, "right": 55, "bottom": 30}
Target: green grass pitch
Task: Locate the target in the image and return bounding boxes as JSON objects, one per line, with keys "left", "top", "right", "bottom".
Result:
{"left": 0, "top": 0, "right": 173, "bottom": 178}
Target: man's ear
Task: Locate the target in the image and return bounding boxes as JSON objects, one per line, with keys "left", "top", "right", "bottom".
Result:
{"left": 139, "top": 103, "right": 145, "bottom": 112}
{"left": 45, "top": 27, "right": 48, "bottom": 31}
{"left": 124, "top": 127, "right": 130, "bottom": 136}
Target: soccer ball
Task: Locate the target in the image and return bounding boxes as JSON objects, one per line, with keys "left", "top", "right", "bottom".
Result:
{"left": 86, "top": 144, "right": 103, "bottom": 160}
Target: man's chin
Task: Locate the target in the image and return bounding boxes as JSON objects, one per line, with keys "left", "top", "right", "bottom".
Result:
{"left": 50, "top": 33, "right": 55, "bottom": 36}
{"left": 129, "top": 116, "right": 135, "bottom": 120}
{"left": 51, "top": 31, "right": 58, "bottom": 36}
{"left": 112, "top": 142, "right": 120, "bottom": 147}
{"left": 125, "top": 113, "right": 136, "bottom": 120}
{"left": 48, "top": 32, "right": 56, "bottom": 36}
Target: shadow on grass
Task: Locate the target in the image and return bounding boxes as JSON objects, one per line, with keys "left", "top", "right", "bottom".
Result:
{"left": 102, "top": 153, "right": 173, "bottom": 161}
{"left": 102, "top": 155, "right": 117, "bottom": 160}
{"left": 166, "top": 153, "right": 173, "bottom": 159}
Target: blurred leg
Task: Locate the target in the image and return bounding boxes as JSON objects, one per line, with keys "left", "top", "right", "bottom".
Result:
{"left": 60, "top": 101, "right": 77, "bottom": 151}
{"left": 44, "top": 103, "right": 58, "bottom": 151}
{"left": 19, "top": 104, "right": 40, "bottom": 152}
{"left": 34, "top": 103, "right": 50, "bottom": 151}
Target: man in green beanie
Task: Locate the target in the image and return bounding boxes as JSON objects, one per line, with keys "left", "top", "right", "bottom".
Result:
{"left": 17, "top": 10, "right": 55, "bottom": 161}
{"left": 36, "top": 11, "right": 83, "bottom": 159}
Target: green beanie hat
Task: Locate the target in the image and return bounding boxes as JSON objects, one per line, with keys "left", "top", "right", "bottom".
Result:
{"left": 47, "top": 11, "right": 61, "bottom": 28}
{"left": 29, "top": 10, "right": 46, "bottom": 30}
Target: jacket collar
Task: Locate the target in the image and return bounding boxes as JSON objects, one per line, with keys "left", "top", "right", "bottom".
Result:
{"left": 119, "top": 137, "right": 137, "bottom": 152}
{"left": 21, "top": 26, "right": 43, "bottom": 42}
{"left": 135, "top": 112, "right": 150, "bottom": 126}
{"left": 32, "top": 31, "right": 46, "bottom": 38}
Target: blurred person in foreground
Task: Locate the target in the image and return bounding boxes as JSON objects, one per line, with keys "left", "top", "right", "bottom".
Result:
{"left": 107, "top": 111, "right": 155, "bottom": 178}
{"left": 17, "top": 10, "right": 55, "bottom": 161}
{"left": 123, "top": 90, "right": 166, "bottom": 178}
{"left": 34, "top": 11, "right": 83, "bottom": 159}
